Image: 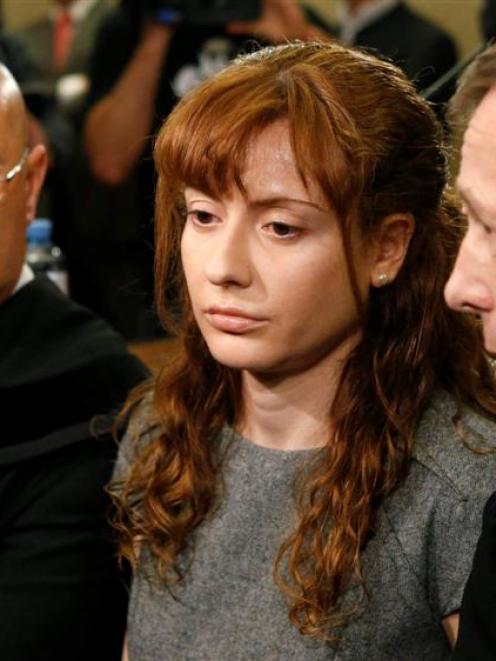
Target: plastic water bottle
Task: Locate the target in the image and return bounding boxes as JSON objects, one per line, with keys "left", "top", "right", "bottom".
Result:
{"left": 26, "top": 218, "right": 69, "bottom": 295}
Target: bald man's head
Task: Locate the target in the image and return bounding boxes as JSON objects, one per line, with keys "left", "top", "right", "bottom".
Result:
{"left": 0, "top": 64, "right": 29, "bottom": 147}
{"left": 0, "top": 64, "right": 47, "bottom": 304}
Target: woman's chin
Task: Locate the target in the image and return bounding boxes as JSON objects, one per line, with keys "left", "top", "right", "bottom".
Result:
{"left": 206, "top": 339, "right": 279, "bottom": 374}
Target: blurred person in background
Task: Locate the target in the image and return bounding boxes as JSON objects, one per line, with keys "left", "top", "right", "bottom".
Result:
{"left": 0, "top": 5, "right": 55, "bottom": 152}
{"left": 75, "top": 0, "right": 330, "bottom": 341}
{"left": 12, "top": 1, "right": 113, "bottom": 269}
{"left": 333, "top": 0, "right": 457, "bottom": 97}
{"left": 14, "top": 0, "right": 112, "bottom": 122}
{"left": 444, "top": 44, "right": 496, "bottom": 661}
{"left": 0, "top": 63, "right": 147, "bottom": 661}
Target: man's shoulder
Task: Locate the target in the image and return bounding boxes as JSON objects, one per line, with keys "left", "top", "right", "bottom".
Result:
{"left": 0, "top": 277, "right": 148, "bottom": 459}
{"left": 1, "top": 276, "right": 147, "bottom": 382}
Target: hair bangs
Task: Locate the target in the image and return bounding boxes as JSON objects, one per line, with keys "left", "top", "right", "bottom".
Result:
{"left": 283, "top": 63, "right": 366, "bottom": 222}
{"left": 155, "top": 46, "right": 366, "bottom": 222}
{"left": 155, "top": 67, "right": 288, "bottom": 200}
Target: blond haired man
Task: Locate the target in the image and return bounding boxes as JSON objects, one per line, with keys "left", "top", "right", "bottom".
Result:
{"left": 445, "top": 44, "right": 496, "bottom": 660}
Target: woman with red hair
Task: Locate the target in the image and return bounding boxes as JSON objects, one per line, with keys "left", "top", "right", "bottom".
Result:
{"left": 112, "top": 41, "right": 496, "bottom": 659}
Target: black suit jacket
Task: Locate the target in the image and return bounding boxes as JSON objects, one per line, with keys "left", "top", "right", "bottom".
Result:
{"left": 454, "top": 491, "right": 496, "bottom": 660}
{"left": 0, "top": 276, "right": 148, "bottom": 661}
{"left": 350, "top": 2, "right": 458, "bottom": 96}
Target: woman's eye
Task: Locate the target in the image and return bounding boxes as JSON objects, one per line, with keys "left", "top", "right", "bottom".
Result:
{"left": 188, "top": 210, "right": 215, "bottom": 225}
{"left": 265, "top": 221, "right": 300, "bottom": 238}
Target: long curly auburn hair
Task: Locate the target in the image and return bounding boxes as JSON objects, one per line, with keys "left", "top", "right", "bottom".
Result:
{"left": 111, "top": 42, "right": 496, "bottom": 641}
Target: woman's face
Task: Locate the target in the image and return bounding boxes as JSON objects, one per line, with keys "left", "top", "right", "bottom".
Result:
{"left": 181, "top": 121, "right": 375, "bottom": 377}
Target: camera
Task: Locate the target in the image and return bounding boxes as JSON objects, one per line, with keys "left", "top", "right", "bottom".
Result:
{"left": 146, "top": 0, "right": 262, "bottom": 26}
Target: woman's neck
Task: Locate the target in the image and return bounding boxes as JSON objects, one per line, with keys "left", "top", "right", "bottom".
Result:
{"left": 237, "top": 336, "right": 357, "bottom": 451}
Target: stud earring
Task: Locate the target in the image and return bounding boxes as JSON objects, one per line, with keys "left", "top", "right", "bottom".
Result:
{"left": 377, "top": 273, "right": 389, "bottom": 286}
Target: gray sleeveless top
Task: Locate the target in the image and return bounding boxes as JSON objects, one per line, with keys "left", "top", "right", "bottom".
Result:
{"left": 114, "top": 391, "right": 496, "bottom": 660}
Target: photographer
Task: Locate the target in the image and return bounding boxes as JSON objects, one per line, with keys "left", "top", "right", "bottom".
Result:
{"left": 85, "top": 0, "right": 328, "bottom": 185}
{"left": 76, "top": 0, "right": 330, "bottom": 341}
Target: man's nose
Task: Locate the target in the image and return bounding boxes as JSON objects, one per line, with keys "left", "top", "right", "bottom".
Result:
{"left": 444, "top": 239, "right": 493, "bottom": 313}
{"left": 205, "top": 219, "right": 252, "bottom": 287}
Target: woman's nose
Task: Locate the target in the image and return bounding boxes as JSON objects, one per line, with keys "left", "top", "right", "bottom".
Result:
{"left": 205, "top": 220, "right": 252, "bottom": 288}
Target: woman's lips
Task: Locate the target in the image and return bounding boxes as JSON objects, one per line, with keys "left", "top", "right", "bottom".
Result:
{"left": 205, "top": 308, "right": 267, "bottom": 333}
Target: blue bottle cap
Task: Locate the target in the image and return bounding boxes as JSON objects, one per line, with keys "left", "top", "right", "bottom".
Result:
{"left": 26, "top": 218, "right": 53, "bottom": 243}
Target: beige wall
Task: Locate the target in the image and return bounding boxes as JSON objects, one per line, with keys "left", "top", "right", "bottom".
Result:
{"left": 3, "top": 0, "right": 117, "bottom": 30}
{"left": 3, "top": 0, "right": 486, "bottom": 56}
{"left": 4, "top": 1, "right": 55, "bottom": 30}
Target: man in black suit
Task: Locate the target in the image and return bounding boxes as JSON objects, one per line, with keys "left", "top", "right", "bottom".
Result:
{"left": 335, "top": 0, "right": 458, "bottom": 94}
{"left": 0, "top": 63, "right": 147, "bottom": 661}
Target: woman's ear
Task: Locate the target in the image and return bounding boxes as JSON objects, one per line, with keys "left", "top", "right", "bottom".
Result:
{"left": 370, "top": 213, "right": 415, "bottom": 288}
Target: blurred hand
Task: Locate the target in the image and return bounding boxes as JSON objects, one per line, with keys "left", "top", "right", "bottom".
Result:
{"left": 142, "top": 17, "right": 175, "bottom": 41}
{"left": 227, "top": 0, "right": 312, "bottom": 43}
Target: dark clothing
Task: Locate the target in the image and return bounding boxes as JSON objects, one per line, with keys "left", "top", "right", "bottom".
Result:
{"left": 453, "top": 491, "right": 496, "bottom": 660}
{"left": 482, "top": 0, "right": 496, "bottom": 40}
{"left": 0, "top": 441, "right": 128, "bottom": 661}
{"left": 0, "top": 276, "right": 146, "bottom": 457}
{"left": 333, "top": 2, "right": 457, "bottom": 100}
{"left": 0, "top": 276, "right": 147, "bottom": 661}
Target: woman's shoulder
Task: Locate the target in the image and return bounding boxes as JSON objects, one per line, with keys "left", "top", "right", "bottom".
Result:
{"left": 411, "top": 389, "right": 496, "bottom": 500}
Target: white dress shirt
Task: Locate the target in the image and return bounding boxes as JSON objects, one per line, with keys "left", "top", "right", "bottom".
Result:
{"left": 51, "top": 0, "right": 100, "bottom": 25}
{"left": 12, "top": 263, "right": 34, "bottom": 297}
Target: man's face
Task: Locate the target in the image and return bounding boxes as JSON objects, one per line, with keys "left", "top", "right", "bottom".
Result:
{"left": 0, "top": 97, "right": 46, "bottom": 305}
{"left": 445, "top": 85, "right": 496, "bottom": 353}
{"left": 0, "top": 140, "right": 32, "bottom": 303}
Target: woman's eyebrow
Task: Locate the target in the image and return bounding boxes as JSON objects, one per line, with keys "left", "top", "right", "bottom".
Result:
{"left": 248, "top": 196, "right": 327, "bottom": 212}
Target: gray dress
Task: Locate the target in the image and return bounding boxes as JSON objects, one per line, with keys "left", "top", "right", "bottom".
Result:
{"left": 114, "top": 391, "right": 496, "bottom": 660}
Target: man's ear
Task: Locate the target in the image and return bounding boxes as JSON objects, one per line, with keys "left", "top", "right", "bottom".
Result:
{"left": 369, "top": 213, "right": 415, "bottom": 287}
{"left": 25, "top": 144, "right": 48, "bottom": 223}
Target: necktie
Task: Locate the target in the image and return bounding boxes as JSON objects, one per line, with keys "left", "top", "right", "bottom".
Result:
{"left": 53, "top": 10, "right": 73, "bottom": 72}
